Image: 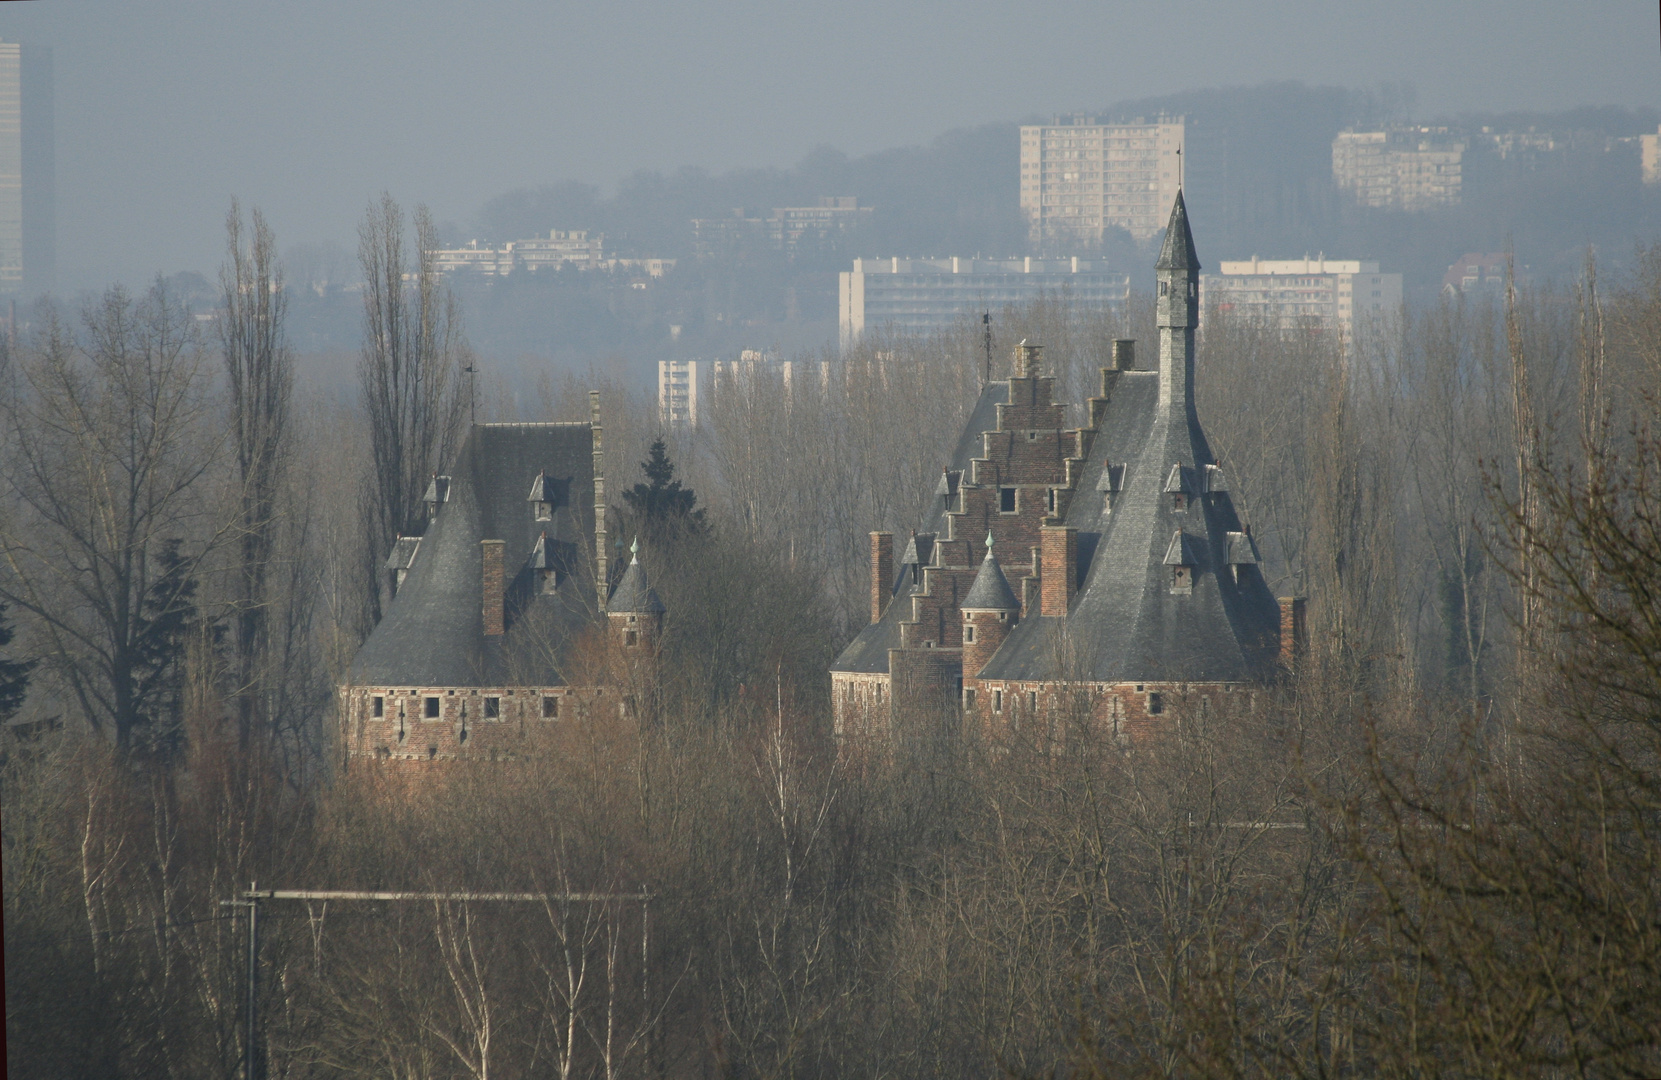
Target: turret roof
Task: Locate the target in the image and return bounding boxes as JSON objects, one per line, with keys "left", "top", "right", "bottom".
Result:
{"left": 963, "top": 536, "right": 1020, "bottom": 611}
{"left": 1154, "top": 190, "right": 1201, "bottom": 273}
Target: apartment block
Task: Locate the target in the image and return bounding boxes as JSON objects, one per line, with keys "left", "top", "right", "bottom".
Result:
{"left": 1019, "top": 116, "right": 1185, "bottom": 247}
{"left": 1200, "top": 257, "right": 1401, "bottom": 339}
{"left": 839, "top": 256, "right": 1130, "bottom": 348}
{"left": 429, "top": 231, "right": 675, "bottom": 279}
{"left": 1642, "top": 125, "right": 1661, "bottom": 184}
{"left": 692, "top": 197, "right": 871, "bottom": 256}
{"left": 1332, "top": 128, "right": 1465, "bottom": 211}
{"left": 658, "top": 351, "right": 828, "bottom": 427}
{"left": 0, "top": 39, "right": 53, "bottom": 291}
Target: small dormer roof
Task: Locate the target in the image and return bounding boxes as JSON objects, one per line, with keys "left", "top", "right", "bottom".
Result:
{"left": 900, "top": 531, "right": 935, "bottom": 567}
{"left": 608, "top": 540, "right": 666, "bottom": 614}
{"left": 1225, "top": 531, "right": 1259, "bottom": 566}
{"left": 962, "top": 535, "right": 1020, "bottom": 612}
{"left": 1096, "top": 462, "right": 1125, "bottom": 493}
{"left": 934, "top": 468, "right": 961, "bottom": 498}
{"left": 1163, "top": 463, "right": 1196, "bottom": 494}
{"left": 384, "top": 535, "right": 422, "bottom": 571}
{"left": 424, "top": 475, "right": 451, "bottom": 505}
{"left": 1163, "top": 529, "right": 1201, "bottom": 567}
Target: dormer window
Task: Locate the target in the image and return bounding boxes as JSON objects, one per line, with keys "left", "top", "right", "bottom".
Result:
{"left": 1164, "top": 463, "right": 1193, "bottom": 513}
{"left": 1172, "top": 492, "right": 1187, "bottom": 512}
{"left": 535, "top": 501, "right": 551, "bottom": 522}
{"left": 1172, "top": 565, "right": 1192, "bottom": 591}
{"left": 1164, "top": 529, "right": 1197, "bottom": 595}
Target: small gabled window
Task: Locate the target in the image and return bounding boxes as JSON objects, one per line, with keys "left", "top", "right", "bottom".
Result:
{"left": 484, "top": 696, "right": 500, "bottom": 719}
{"left": 1172, "top": 492, "right": 1187, "bottom": 512}
{"left": 535, "top": 501, "right": 552, "bottom": 522}
{"left": 1172, "top": 565, "right": 1193, "bottom": 593}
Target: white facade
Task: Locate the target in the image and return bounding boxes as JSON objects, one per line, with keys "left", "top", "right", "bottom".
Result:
{"left": 659, "top": 351, "right": 829, "bottom": 427}
{"left": 1020, "top": 116, "right": 1185, "bottom": 246}
{"left": 1332, "top": 128, "right": 1466, "bottom": 211}
{"left": 1642, "top": 125, "right": 1661, "bottom": 185}
{"left": 0, "top": 42, "right": 20, "bottom": 288}
{"left": 428, "top": 230, "right": 662, "bottom": 277}
{"left": 839, "top": 256, "right": 1130, "bottom": 348}
{"left": 1201, "top": 258, "right": 1401, "bottom": 339}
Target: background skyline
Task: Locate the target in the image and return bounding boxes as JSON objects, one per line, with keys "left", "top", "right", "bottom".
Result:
{"left": 1, "top": 0, "right": 1658, "bottom": 292}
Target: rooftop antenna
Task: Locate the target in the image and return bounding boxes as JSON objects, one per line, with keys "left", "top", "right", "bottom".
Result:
{"left": 982, "top": 311, "right": 992, "bottom": 385}
{"left": 1176, "top": 146, "right": 1183, "bottom": 190}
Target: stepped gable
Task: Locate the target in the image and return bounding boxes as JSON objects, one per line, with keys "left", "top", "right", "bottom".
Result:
{"left": 979, "top": 192, "right": 1281, "bottom": 684}
{"left": 830, "top": 382, "right": 1007, "bottom": 675}
{"left": 348, "top": 423, "right": 598, "bottom": 688}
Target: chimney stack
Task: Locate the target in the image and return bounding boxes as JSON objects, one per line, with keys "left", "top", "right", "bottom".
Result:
{"left": 1279, "top": 596, "right": 1307, "bottom": 667}
{"left": 482, "top": 540, "right": 506, "bottom": 635}
{"left": 1112, "top": 339, "right": 1136, "bottom": 371}
{"left": 1040, "top": 527, "right": 1078, "bottom": 617}
{"left": 870, "top": 532, "right": 894, "bottom": 624}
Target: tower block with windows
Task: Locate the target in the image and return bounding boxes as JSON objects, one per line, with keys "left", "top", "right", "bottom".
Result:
{"left": 831, "top": 192, "right": 1302, "bottom": 748}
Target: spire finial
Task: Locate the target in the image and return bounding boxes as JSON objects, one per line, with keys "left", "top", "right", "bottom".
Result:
{"left": 985, "top": 531, "right": 995, "bottom": 555}
{"left": 630, "top": 535, "right": 639, "bottom": 563}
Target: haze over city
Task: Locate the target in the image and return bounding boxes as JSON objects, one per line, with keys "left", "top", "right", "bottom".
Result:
{"left": 5, "top": 6, "right": 1661, "bottom": 1078}
{"left": 2, "top": 0, "right": 1657, "bottom": 290}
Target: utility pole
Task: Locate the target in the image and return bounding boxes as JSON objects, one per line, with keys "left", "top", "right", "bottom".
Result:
{"left": 219, "top": 882, "right": 262, "bottom": 1080}
{"left": 464, "top": 361, "right": 479, "bottom": 426}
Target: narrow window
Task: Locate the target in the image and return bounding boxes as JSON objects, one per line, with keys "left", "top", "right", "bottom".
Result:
{"left": 371, "top": 695, "right": 384, "bottom": 718}
{"left": 424, "top": 696, "right": 441, "bottom": 719}
{"left": 1000, "top": 487, "right": 1017, "bottom": 513}
{"left": 625, "top": 630, "right": 639, "bottom": 647}
{"left": 964, "top": 623, "right": 975, "bottom": 644}
{"left": 993, "top": 689, "right": 1003, "bottom": 713}
{"left": 1028, "top": 690, "right": 1037, "bottom": 712}
{"left": 1046, "top": 489, "right": 1057, "bottom": 514}
{"left": 963, "top": 688, "right": 976, "bottom": 711}
{"left": 542, "top": 695, "right": 559, "bottom": 719}
{"left": 484, "top": 696, "right": 500, "bottom": 719}
{"left": 1147, "top": 692, "right": 1164, "bottom": 716}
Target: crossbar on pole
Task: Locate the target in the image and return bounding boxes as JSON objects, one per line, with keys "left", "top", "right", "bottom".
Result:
{"left": 242, "top": 890, "right": 651, "bottom": 902}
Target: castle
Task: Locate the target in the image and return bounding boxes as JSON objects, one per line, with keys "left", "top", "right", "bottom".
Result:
{"left": 339, "top": 393, "right": 664, "bottom": 764}
{"left": 831, "top": 193, "right": 1302, "bottom": 745}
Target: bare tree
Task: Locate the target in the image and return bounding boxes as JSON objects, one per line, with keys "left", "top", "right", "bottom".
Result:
{"left": 219, "top": 199, "right": 294, "bottom": 752}
{"left": 0, "top": 286, "right": 225, "bottom": 753}
{"left": 357, "top": 193, "right": 467, "bottom": 627}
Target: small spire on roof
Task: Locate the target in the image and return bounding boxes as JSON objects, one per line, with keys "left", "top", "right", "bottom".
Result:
{"left": 630, "top": 536, "right": 639, "bottom": 563}
{"left": 984, "top": 531, "right": 994, "bottom": 555}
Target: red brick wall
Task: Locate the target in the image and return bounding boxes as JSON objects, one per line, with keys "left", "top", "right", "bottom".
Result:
{"left": 343, "top": 684, "right": 622, "bottom": 763}
{"left": 961, "top": 609, "right": 1012, "bottom": 677}
{"left": 1279, "top": 596, "right": 1307, "bottom": 667}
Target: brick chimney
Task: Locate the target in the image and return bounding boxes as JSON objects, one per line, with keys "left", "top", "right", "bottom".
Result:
{"left": 1279, "top": 596, "right": 1307, "bottom": 667}
{"left": 870, "top": 532, "right": 894, "bottom": 624}
{"left": 1040, "top": 526, "right": 1077, "bottom": 617}
{"left": 481, "top": 539, "right": 506, "bottom": 636}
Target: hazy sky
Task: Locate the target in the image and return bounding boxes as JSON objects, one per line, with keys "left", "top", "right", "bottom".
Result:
{"left": 3, "top": 0, "right": 1657, "bottom": 290}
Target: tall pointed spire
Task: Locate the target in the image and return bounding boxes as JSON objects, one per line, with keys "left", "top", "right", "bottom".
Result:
{"left": 1155, "top": 190, "right": 1200, "bottom": 272}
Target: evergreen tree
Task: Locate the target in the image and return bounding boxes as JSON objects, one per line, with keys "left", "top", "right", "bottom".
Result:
{"left": 0, "top": 601, "right": 35, "bottom": 723}
{"left": 618, "top": 439, "right": 706, "bottom": 550}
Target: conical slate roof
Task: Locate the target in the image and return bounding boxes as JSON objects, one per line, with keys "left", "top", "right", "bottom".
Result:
{"left": 1154, "top": 190, "right": 1200, "bottom": 272}
{"left": 608, "top": 543, "right": 665, "bottom": 614}
{"left": 963, "top": 537, "right": 1020, "bottom": 611}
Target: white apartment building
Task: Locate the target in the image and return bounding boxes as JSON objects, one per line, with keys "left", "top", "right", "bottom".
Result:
{"left": 1201, "top": 258, "right": 1401, "bottom": 339}
{"left": 1019, "top": 116, "right": 1185, "bottom": 247}
{"left": 1332, "top": 128, "right": 1466, "bottom": 211}
{"left": 659, "top": 351, "right": 828, "bottom": 427}
{"left": 1642, "top": 125, "right": 1661, "bottom": 185}
{"left": 428, "top": 230, "right": 609, "bottom": 276}
{"left": 839, "top": 256, "right": 1130, "bottom": 348}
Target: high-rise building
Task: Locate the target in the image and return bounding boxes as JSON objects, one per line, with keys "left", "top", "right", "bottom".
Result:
{"left": 1200, "top": 257, "right": 1402, "bottom": 339}
{"left": 1332, "top": 128, "right": 1465, "bottom": 211}
{"left": 1641, "top": 125, "right": 1661, "bottom": 185}
{"left": 839, "top": 256, "right": 1130, "bottom": 348}
{"left": 1019, "top": 116, "right": 1185, "bottom": 248}
{"left": 0, "top": 39, "right": 53, "bottom": 292}
{"left": 659, "top": 351, "right": 828, "bottom": 427}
